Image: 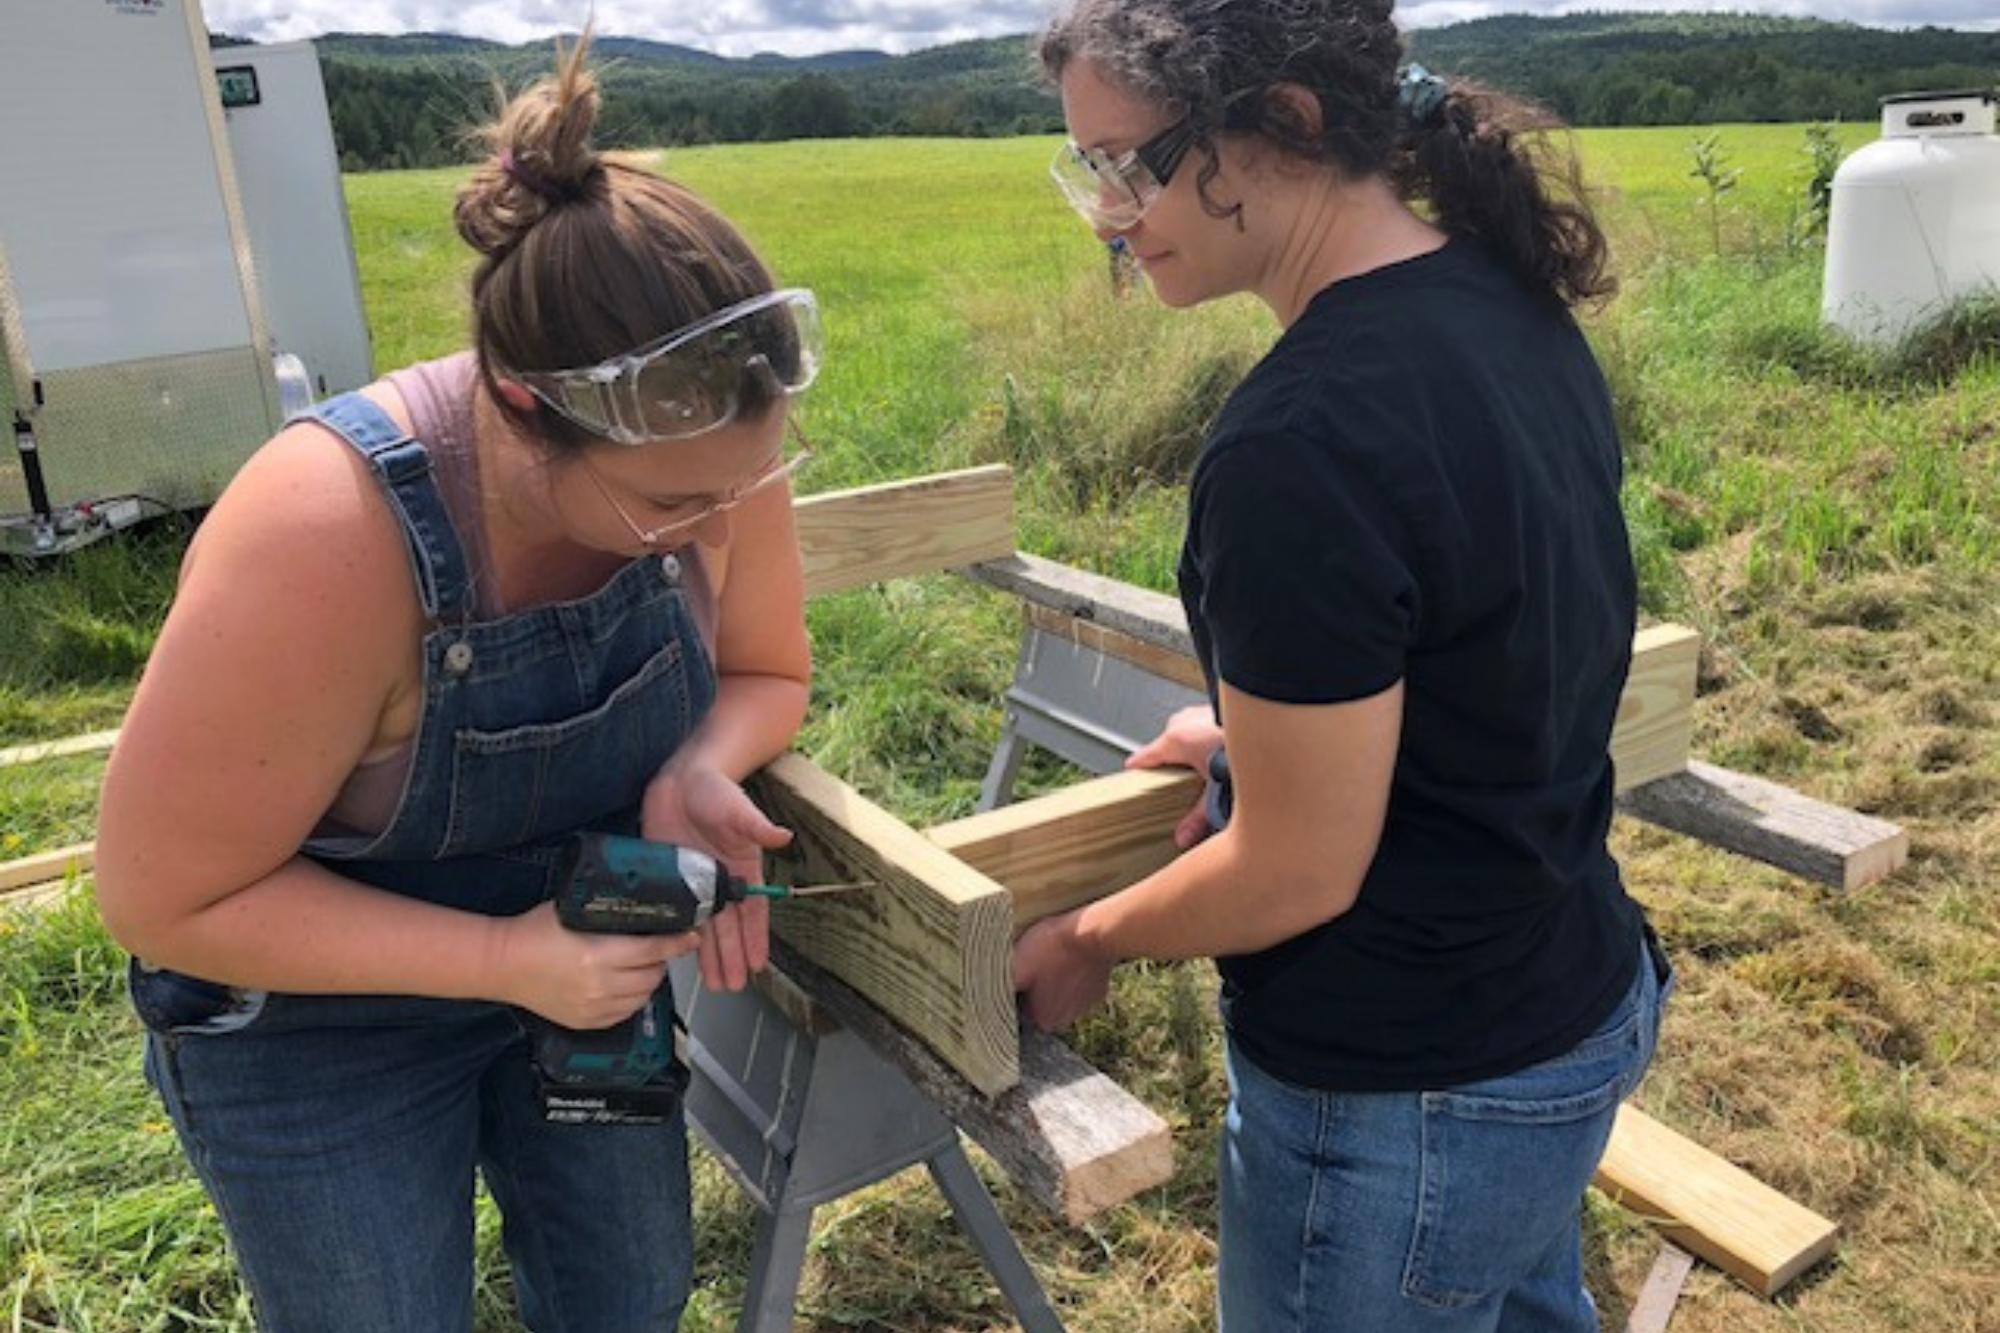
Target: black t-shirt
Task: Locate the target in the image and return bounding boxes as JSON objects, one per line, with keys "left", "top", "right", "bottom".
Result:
{"left": 1181, "top": 239, "right": 1645, "bottom": 1091}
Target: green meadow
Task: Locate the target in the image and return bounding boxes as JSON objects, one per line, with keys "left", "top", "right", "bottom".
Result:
{"left": 4, "top": 124, "right": 1997, "bottom": 1332}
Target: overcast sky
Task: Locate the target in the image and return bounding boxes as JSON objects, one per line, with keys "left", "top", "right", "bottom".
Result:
{"left": 196, "top": 0, "right": 1998, "bottom": 59}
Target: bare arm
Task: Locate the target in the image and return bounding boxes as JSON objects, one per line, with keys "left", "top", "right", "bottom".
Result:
{"left": 640, "top": 474, "right": 814, "bottom": 990}
{"left": 94, "top": 422, "right": 692, "bottom": 1028}
{"left": 1013, "top": 679, "right": 1402, "bottom": 1029}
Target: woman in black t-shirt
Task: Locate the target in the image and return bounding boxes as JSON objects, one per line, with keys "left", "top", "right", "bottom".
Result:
{"left": 1014, "top": 2, "right": 1673, "bottom": 1329}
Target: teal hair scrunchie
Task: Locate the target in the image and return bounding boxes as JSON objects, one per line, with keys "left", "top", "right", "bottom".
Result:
{"left": 1398, "top": 63, "right": 1450, "bottom": 126}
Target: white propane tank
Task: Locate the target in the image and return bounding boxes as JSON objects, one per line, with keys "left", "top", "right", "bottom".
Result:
{"left": 1822, "top": 88, "right": 2000, "bottom": 347}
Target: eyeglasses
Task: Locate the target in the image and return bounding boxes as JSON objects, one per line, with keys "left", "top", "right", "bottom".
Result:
{"left": 1049, "top": 117, "right": 1199, "bottom": 232}
{"left": 584, "top": 419, "right": 813, "bottom": 547}
{"left": 518, "top": 288, "right": 823, "bottom": 446}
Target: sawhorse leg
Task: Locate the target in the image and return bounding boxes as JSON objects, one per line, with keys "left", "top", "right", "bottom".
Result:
{"left": 980, "top": 618, "right": 1207, "bottom": 810}
{"left": 671, "top": 961, "right": 1066, "bottom": 1333}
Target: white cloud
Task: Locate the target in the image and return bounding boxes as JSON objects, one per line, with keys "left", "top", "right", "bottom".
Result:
{"left": 196, "top": 0, "right": 1995, "bottom": 55}
{"left": 197, "top": 0, "right": 1060, "bottom": 55}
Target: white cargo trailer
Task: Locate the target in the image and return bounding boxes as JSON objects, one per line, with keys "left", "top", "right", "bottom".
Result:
{"left": 0, "top": 0, "right": 370, "bottom": 556}
{"left": 217, "top": 40, "right": 374, "bottom": 403}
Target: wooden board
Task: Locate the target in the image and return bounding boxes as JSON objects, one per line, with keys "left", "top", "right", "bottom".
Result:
{"left": 1023, "top": 602, "right": 1208, "bottom": 693}
{"left": 0, "top": 841, "right": 94, "bottom": 897}
{"left": 969, "top": 555, "right": 1699, "bottom": 797}
{"left": 747, "top": 752, "right": 1020, "bottom": 1096}
{"left": 795, "top": 465, "right": 1015, "bottom": 599}
{"left": 1596, "top": 1104, "right": 1840, "bottom": 1297}
{"left": 0, "top": 729, "right": 119, "bottom": 768}
{"left": 1615, "top": 625, "right": 1701, "bottom": 792}
{"left": 964, "top": 552, "right": 1191, "bottom": 657}
{"left": 1619, "top": 759, "right": 1908, "bottom": 890}
{"left": 926, "top": 768, "right": 1203, "bottom": 930}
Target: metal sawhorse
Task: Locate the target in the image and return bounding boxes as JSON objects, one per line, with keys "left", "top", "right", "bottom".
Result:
{"left": 671, "top": 959, "right": 1065, "bottom": 1332}
{"left": 676, "top": 589, "right": 1199, "bottom": 1331}
{"left": 979, "top": 609, "right": 1207, "bottom": 810}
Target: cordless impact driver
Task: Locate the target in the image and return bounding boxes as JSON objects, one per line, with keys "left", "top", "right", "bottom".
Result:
{"left": 526, "top": 831, "right": 791, "bottom": 1126}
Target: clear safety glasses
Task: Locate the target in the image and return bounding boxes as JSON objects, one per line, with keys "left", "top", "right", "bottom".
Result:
{"left": 1049, "top": 116, "right": 1199, "bottom": 232}
{"left": 519, "top": 288, "right": 823, "bottom": 446}
{"left": 585, "top": 419, "right": 814, "bottom": 548}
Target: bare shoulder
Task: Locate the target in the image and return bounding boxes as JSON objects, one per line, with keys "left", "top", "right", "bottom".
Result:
{"left": 154, "top": 394, "right": 429, "bottom": 744}
{"left": 181, "top": 389, "right": 418, "bottom": 623}
{"left": 97, "top": 391, "right": 430, "bottom": 931}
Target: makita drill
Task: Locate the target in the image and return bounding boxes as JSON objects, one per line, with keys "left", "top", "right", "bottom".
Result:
{"left": 526, "top": 831, "right": 777, "bottom": 1126}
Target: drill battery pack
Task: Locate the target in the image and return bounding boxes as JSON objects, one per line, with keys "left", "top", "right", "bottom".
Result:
{"left": 529, "top": 987, "right": 691, "bottom": 1127}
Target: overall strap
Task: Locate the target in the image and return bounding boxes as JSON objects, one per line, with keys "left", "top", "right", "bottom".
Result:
{"left": 299, "top": 392, "right": 475, "bottom": 620}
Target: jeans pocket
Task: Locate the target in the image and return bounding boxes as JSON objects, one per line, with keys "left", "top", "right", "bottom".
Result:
{"left": 1403, "top": 1011, "right": 1639, "bottom": 1308}
{"left": 128, "top": 958, "right": 267, "bottom": 1036}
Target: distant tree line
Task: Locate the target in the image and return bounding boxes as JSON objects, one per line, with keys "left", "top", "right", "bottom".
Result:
{"left": 210, "top": 15, "right": 2000, "bottom": 172}
{"left": 1407, "top": 14, "right": 2000, "bottom": 128}
{"left": 296, "top": 34, "right": 1062, "bottom": 171}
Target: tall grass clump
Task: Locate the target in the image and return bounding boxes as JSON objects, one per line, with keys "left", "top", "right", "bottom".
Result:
{"left": 0, "top": 520, "right": 187, "bottom": 733}
{"left": 975, "top": 285, "right": 1266, "bottom": 505}
{"left": 0, "top": 887, "right": 251, "bottom": 1331}
{"left": 949, "top": 276, "right": 1273, "bottom": 592}
{"left": 1595, "top": 251, "right": 1998, "bottom": 618}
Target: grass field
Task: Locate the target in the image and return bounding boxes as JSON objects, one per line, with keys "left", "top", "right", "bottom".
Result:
{"left": 4, "top": 121, "right": 1998, "bottom": 1331}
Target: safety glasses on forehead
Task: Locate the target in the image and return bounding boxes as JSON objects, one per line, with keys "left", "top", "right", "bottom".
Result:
{"left": 517, "top": 287, "right": 823, "bottom": 446}
{"left": 1050, "top": 116, "right": 1200, "bottom": 232}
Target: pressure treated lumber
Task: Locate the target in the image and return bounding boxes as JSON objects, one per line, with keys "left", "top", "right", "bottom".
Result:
{"left": 925, "top": 768, "right": 1204, "bottom": 930}
{"left": 968, "top": 554, "right": 1700, "bottom": 796}
{"left": 1614, "top": 625, "right": 1701, "bottom": 791}
{"left": 746, "top": 752, "right": 1020, "bottom": 1096}
{"left": 965, "top": 553, "right": 1192, "bottom": 657}
{"left": 0, "top": 841, "right": 94, "bottom": 899}
{"left": 1596, "top": 1104, "right": 1840, "bottom": 1298}
{"left": 0, "top": 729, "right": 119, "bottom": 768}
{"left": 794, "top": 465, "right": 1015, "bottom": 599}
{"left": 1619, "top": 758, "right": 1908, "bottom": 890}
{"left": 767, "top": 940, "right": 1174, "bottom": 1225}
{"left": 1022, "top": 602, "right": 1208, "bottom": 693}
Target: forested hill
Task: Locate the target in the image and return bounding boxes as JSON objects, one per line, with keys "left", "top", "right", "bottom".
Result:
{"left": 220, "top": 14, "right": 2000, "bottom": 171}
{"left": 1406, "top": 13, "right": 1998, "bottom": 126}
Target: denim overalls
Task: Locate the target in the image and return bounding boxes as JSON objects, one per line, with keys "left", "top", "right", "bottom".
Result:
{"left": 130, "top": 393, "right": 716, "bottom": 1333}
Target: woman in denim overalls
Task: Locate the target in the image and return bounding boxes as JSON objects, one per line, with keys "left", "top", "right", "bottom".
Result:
{"left": 94, "top": 36, "right": 814, "bottom": 1332}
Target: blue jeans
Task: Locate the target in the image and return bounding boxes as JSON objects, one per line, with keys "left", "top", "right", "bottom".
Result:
{"left": 1217, "top": 935, "right": 1671, "bottom": 1332}
{"left": 144, "top": 993, "right": 693, "bottom": 1333}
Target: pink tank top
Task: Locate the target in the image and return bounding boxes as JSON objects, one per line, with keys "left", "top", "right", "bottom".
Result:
{"left": 315, "top": 355, "right": 719, "bottom": 837}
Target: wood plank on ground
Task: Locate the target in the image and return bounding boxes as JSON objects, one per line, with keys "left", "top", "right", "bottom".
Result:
{"left": 1618, "top": 759, "right": 1908, "bottom": 890}
{"left": 746, "top": 752, "right": 1020, "bottom": 1096}
{"left": 1596, "top": 1103, "right": 1840, "bottom": 1298}
{"left": 767, "top": 940, "right": 1173, "bottom": 1225}
{"left": 0, "top": 729, "right": 119, "bottom": 768}
{"left": 0, "top": 841, "right": 95, "bottom": 898}
{"left": 795, "top": 465, "right": 1015, "bottom": 599}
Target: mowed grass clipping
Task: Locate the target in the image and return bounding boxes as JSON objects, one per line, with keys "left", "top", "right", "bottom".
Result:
{"left": 3, "top": 122, "right": 1998, "bottom": 1332}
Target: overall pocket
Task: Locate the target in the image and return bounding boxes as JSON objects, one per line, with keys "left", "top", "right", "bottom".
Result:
{"left": 442, "top": 638, "right": 695, "bottom": 854}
